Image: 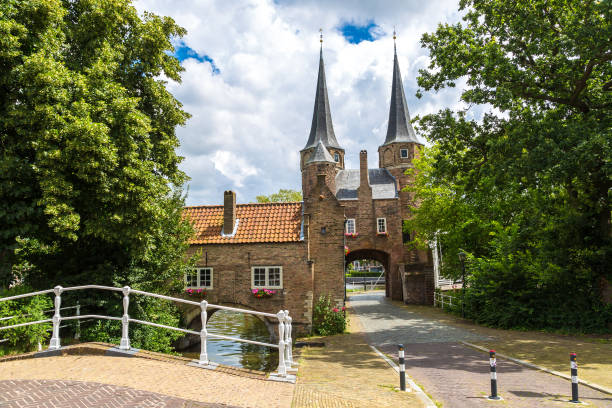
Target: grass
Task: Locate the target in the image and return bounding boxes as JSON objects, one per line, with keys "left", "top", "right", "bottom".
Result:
{"left": 393, "top": 301, "right": 612, "bottom": 390}
{"left": 346, "top": 287, "right": 385, "bottom": 293}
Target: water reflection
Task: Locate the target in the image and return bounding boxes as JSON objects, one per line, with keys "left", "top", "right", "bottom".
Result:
{"left": 181, "top": 309, "right": 278, "bottom": 372}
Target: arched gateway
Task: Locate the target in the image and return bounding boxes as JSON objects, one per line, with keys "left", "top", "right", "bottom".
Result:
{"left": 183, "top": 39, "right": 434, "bottom": 336}
{"left": 345, "top": 249, "right": 390, "bottom": 296}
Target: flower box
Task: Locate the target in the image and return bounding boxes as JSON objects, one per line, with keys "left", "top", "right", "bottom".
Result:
{"left": 185, "top": 288, "right": 207, "bottom": 298}
{"left": 344, "top": 233, "right": 359, "bottom": 238}
{"left": 251, "top": 288, "right": 276, "bottom": 298}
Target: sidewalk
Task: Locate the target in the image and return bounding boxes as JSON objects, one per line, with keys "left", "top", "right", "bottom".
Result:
{"left": 351, "top": 293, "right": 612, "bottom": 408}
{"left": 291, "top": 306, "right": 423, "bottom": 408}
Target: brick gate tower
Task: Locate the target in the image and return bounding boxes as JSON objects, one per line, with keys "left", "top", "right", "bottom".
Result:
{"left": 184, "top": 36, "right": 435, "bottom": 337}
{"left": 301, "top": 35, "right": 434, "bottom": 305}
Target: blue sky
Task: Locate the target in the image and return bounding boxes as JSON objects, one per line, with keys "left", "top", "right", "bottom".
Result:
{"left": 173, "top": 42, "right": 220, "bottom": 74}
{"left": 337, "top": 21, "right": 381, "bottom": 44}
{"left": 135, "top": 0, "right": 464, "bottom": 205}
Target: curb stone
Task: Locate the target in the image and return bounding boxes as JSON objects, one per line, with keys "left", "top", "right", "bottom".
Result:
{"left": 369, "top": 345, "right": 437, "bottom": 408}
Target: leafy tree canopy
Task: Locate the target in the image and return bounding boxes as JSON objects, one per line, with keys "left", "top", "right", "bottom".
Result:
{"left": 0, "top": 0, "right": 195, "bottom": 350}
{"left": 255, "top": 189, "right": 303, "bottom": 203}
{"left": 408, "top": 0, "right": 611, "bottom": 331}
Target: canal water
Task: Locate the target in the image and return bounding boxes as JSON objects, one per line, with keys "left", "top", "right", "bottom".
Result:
{"left": 181, "top": 309, "right": 278, "bottom": 372}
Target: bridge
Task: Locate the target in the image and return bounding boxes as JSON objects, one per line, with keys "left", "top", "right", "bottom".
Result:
{"left": 0, "top": 285, "right": 296, "bottom": 380}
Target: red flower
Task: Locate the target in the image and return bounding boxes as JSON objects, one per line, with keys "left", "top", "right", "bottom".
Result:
{"left": 333, "top": 308, "right": 339, "bottom": 312}
{"left": 341, "top": 306, "right": 346, "bottom": 311}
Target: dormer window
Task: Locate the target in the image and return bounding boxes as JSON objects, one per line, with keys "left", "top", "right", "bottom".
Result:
{"left": 400, "top": 149, "right": 409, "bottom": 158}
{"left": 334, "top": 153, "right": 340, "bottom": 162}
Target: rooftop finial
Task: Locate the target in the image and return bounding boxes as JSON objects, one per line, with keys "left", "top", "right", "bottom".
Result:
{"left": 393, "top": 26, "right": 397, "bottom": 54}
{"left": 319, "top": 28, "right": 323, "bottom": 47}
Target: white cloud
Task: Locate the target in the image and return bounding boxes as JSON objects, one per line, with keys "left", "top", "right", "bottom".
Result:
{"left": 135, "top": 0, "right": 466, "bottom": 205}
{"left": 212, "top": 151, "right": 259, "bottom": 188}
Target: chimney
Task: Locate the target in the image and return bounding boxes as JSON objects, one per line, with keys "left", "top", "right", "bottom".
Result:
{"left": 223, "top": 190, "right": 236, "bottom": 235}
{"left": 359, "top": 150, "right": 369, "bottom": 188}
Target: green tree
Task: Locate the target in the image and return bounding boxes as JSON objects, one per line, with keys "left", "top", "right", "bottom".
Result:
{"left": 0, "top": 0, "right": 195, "bottom": 350}
{"left": 255, "top": 189, "right": 302, "bottom": 203}
{"left": 409, "top": 0, "right": 611, "bottom": 330}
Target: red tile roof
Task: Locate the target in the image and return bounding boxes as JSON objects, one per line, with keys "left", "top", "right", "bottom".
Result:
{"left": 184, "top": 202, "right": 303, "bottom": 244}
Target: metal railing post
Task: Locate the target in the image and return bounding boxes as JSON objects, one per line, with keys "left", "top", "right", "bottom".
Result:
{"left": 284, "top": 310, "right": 292, "bottom": 367}
{"left": 49, "top": 285, "right": 63, "bottom": 350}
{"left": 398, "top": 344, "right": 406, "bottom": 391}
{"left": 199, "top": 300, "right": 208, "bottom": 365}
{"left": 570, "top": 353, "right": 580, "bottom": 403}
{"left": 119, "top": 286, "right": 130, "bottom": 350}
{"left": 74, "top": 301, "right": 80, "bottom": 340}
{"left": 276, "top": 310, "right": 287, "bottom": 377}
{"left": 488, "top": 349, "right": 501, "bottom": 400}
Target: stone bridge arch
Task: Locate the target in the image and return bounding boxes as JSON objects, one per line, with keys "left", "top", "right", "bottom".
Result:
{"left": 345, "top": 248, "right": 391, "bottom": 297}
{"left": 177, "top": 302, "right": 279, "bottom": 350}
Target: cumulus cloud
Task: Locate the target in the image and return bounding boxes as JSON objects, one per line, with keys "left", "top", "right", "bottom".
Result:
{"left": 134, "top": 0, "right": 466, "bottom": 205}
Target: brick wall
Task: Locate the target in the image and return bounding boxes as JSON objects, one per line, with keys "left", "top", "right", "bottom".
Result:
{"left": 304, "top": 174, "right": 346, "bottom": 309}
{"left": 186, "top": 241, "right": 313, "bottom": 334}
{"left": 402, "top": 263, "right": 434, "bottom": 304}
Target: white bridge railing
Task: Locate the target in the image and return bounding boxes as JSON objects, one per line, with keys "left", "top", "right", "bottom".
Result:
{"left": 433, "top": 291, "right": 458, "bottom": 310}
{"left": 0, "top": 285, "right": 295, "bottom": 377}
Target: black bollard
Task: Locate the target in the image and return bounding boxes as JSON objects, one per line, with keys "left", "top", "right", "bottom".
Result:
{"left": 398, "top": 344, "right": 406, "bottom": 391}
{"left": 570, "top": 353, "right": 581, "bottom": 403}
{"left": 488, "top": 350, "right": 501, "bottom": 400}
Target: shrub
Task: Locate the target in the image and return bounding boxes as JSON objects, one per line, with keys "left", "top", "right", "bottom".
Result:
{"left": 312, "top": 295, "right": 346, "bottom": 336}
{"left": 0, "top": 285, "right": 53, "bottom": 352}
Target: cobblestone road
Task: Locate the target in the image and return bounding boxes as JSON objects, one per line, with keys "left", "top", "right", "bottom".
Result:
{"left": 350, "top": 293, "right": 612, "bottom": 408}
{"left": 0, "top": 379, "right": 236, "bottom": 408}
{"left": 0, "top": 354, "right": 293, "bottom": 408}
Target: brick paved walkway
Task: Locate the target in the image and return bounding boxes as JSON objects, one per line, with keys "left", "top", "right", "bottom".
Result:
{"left": 350, "top": 293, "right": 612, "bottom": 408}
{"left": 0, "top": 354, "right": 293, "bottom": 407}
{"left": 0, "top": 379, "right": 236, "bottom": 407}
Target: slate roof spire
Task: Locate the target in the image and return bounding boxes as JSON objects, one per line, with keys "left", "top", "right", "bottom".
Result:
{"left": 303, "top": 30, "right": 342, "bottom": 150}
{"left": 306, "top": 140, "right": 335, "bottom": 164}
{"left": 383, "top": 31, "right": 420, "bottom": 145}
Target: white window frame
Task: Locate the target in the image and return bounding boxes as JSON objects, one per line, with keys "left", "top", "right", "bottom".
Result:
{"left": 377, "top": 218, "right": 387, "bottom": 234}
{"left": 400, "top": 149, "right": 409, "bottom": 158}
{"left": 185, "top": 268, "right": 213, "bottom": 289}
{"left": 251, "top": 266, "right": 283, "bottom": 289}
{"left": 345, "top": 218, "right": 356, "bottom": 234}
{"left": 334, "top": 153, "right": 340, "bottom": 162}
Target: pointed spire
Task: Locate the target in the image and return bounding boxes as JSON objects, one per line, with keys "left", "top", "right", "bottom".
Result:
{"left": 383, "top": 32, "right": 421, "bottom": 145}
{"left": 306, "top": 140, "right": 335, "bottom": 164}
{"left": 303, "top": 31, "right": 342, "bottom": 151}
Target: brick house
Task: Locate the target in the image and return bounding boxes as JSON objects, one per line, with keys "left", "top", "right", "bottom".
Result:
{"left": 184, "top": 42, "right": 433, "bottom": 335}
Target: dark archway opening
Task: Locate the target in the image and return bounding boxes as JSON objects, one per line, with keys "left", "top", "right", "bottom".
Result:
{"left": 345, "top": 249, "right": 391, "bottom": 298}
